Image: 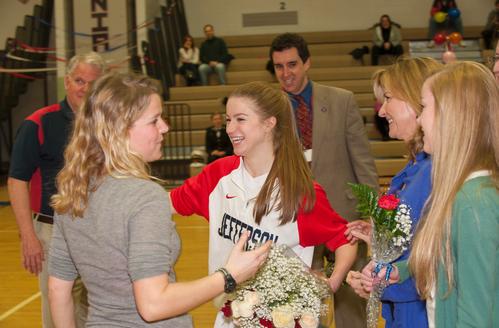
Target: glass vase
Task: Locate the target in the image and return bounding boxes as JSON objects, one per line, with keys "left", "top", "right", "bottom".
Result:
{"left": 366, "top": 221, "right": 405, "bottom": 328}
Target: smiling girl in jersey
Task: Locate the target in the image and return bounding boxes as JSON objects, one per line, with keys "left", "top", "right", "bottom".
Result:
{"left": 169, "top": 81, "right": 357, "bottom": 327}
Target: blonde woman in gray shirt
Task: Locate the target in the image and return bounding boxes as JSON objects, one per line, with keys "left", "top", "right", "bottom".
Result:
{"left": 48, "top": 73, "right": 270, "bottom": 328}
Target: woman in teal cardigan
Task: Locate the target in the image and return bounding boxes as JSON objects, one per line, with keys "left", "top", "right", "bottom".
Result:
{"left": 362, "top": 61, "right": 498, "bottom": 327}
{"left": 411, "top": 61, "right": 498, "bottom": 327}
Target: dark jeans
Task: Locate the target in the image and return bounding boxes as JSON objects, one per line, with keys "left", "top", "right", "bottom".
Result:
{"left": 371, "top": 44, "right": 404, "bottom": 66}
{"left": 178, "top": 63, "right": 200, "bottom": 86}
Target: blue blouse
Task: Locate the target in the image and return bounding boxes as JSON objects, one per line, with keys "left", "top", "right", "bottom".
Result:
{"left": 380, "top": 152, "right": 432, "bottom": 328}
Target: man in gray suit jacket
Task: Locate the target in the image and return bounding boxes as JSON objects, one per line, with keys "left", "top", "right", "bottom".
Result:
{"left": 270, "top": 33, "right": 378, "bottom": 328}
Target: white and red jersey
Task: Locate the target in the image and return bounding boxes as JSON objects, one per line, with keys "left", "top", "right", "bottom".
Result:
{"left": 170, "top": 155, "right": 349, "bottom": 274}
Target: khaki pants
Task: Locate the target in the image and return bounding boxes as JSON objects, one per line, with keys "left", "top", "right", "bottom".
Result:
{"left": 35, "top": 220, "right": 88, "bottom": 328}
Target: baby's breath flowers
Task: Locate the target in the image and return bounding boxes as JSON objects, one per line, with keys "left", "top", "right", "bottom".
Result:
{"left": 392, "top": 204, "right": 412, "bottom": 250}
{"left": 221, "top": 245, "right": 331, "bottom": 328}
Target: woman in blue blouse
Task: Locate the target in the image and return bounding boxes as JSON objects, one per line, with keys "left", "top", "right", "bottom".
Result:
{"left": 345, "top": 57, "right": 442, "bottom": 327}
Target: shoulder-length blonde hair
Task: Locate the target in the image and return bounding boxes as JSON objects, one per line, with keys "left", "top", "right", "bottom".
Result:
{"left": 373, "top": 57, "right": 443, "bottom": 160}
{"left": 409, "top": 61, "right": 499, "bottom": 299}
{"left": 229, "top": 81, "right": 315, "bottom": 225}
{"left": 52, "top": 73, "right": 162, "bottom": 218}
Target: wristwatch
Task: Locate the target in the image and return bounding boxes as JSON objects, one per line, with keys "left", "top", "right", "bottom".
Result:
{"left": 216, "top": 267, "right": 237, "bottom": 293}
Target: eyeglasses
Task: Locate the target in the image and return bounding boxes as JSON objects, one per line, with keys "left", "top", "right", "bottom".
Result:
{"left": 69, "top": 75, "right": 93, "bottom": 88}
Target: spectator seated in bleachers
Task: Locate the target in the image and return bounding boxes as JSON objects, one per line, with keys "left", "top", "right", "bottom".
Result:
{"left": 205, "top": 109, "right": 233, "bottom": 163}
{"left": 371, "top": 14, "right": 404, "bottom": 66}
{"left": 177, "top": 35, "right": 200, "bottom": 86}
{"left": 198, "top": 24, "right": 233, "bottom": 85}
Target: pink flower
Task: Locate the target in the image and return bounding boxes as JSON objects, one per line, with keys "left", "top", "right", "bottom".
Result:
{"left": 378, "top": 194, "right": 400, "bottom": 210}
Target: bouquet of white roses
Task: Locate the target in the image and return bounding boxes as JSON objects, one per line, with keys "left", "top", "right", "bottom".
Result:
{"left": 220, "top": 244, "right": 332, "bottom": 328}
{"left": 349, "top": 183, "right": 412, "bottom": 328}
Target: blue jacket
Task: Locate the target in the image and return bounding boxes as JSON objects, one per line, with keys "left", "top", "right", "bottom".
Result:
{"left": 381, "top": 152, "right": 431, "bottom": 328}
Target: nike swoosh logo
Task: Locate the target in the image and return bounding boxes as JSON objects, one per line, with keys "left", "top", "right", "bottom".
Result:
{"left": 225, "top": 194, "right": 237, "bottom": 199}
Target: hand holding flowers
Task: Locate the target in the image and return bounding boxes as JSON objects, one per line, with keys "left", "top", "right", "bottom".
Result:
{"left": 357, "top": 260, "right": 401, "bottom": 292}
{"left": 348, "top": 183, "right": 412, "bottom": 328}
{"left": 221, "top": 244, "right": 332, "bottom": 328}
{"left": 224, "top": 231, "right": 272, "bottom": 284}
{"left": 346, "top": 270, "right": 370, "bottom": 299}
{"left": 345, "top": 219, "right": 373, "bottom": 245}
{"left": 345, "top": 260, "right": 403, "bottom": 302}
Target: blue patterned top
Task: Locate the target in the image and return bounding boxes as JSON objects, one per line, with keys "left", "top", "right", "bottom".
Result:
{"left": 380, "top": 152, "right": 432, "bottom": 328}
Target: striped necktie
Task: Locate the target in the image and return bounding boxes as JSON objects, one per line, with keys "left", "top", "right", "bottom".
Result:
{"left": 294, "top": 94, "right": 313, "bottom": 149}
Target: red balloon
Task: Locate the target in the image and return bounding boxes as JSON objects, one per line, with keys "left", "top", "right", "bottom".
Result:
{"left": 433, "top": 33, "right": 447, "bottom": 45}
{"left": 448, "top": 32, "right": 462, "bottom": 44}
{"left": 430, "top": 7, "right": 440, "bottom": 16}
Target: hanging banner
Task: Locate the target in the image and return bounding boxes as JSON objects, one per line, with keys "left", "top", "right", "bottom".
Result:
{"left": 73, "top": 0, "right": 129, "bottom": 71}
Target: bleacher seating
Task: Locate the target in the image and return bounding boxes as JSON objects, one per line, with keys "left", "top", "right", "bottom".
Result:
{"left": 410, "top": 39, "right": 482, "bottom": 62}
{"left": 160, "top": 26, "right": 486, "bottom": 184}
{"left": 0, "top": 0, "right": 53, "bottom": 170}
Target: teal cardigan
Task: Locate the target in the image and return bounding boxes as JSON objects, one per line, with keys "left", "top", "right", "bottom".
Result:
{"left": 396, "top": 176, "right": 498, "bottom": 327}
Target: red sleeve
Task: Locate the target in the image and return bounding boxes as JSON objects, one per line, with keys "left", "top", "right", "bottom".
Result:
{"left": 297, "top": 182, "right": 349, "bottom": 251}
{"left": 170, "top": 156, "right": 240, "bottom": 220}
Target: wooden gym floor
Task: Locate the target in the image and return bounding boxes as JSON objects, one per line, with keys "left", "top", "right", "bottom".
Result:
{"left": 0, "top": 184, "right": 384, "bottom": 328}
{"left": 0, "top": 184, "right": 218, "bottom": 327}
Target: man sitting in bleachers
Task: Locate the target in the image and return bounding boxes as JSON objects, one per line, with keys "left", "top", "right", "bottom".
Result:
{"left": 198, "top": 24, "right": 229, "bottom": 85}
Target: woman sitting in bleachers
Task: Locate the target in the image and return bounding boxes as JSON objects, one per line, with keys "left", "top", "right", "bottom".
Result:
{"left": 371, "top": 14, "right": 404, "bottom": 66}
{"left": 178, "top": 35, "right": 200, "bottom": 86}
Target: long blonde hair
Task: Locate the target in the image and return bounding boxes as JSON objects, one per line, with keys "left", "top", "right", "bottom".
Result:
{"left": 409, "top": 62, "right": 499, "bottom": 298}
{"left": 229, "top": 81, "right": 315, "bottom": 225}
{"left": 52, "top": 73, "right": 162, "bottom": 218}
{"left": 372, "top": 57, "right": 443, "bottom": 160}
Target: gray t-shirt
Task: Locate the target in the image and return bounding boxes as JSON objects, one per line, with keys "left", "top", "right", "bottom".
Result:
{"left": 49, "top": 176, "right": 192, "bottom": 327}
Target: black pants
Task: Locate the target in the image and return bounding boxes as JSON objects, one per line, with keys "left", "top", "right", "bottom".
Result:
{"left": 178, "top": 63, "right": 199, "bottom": 86}
{"left": 371, "top": 44, "right": 404, "bottom": 66}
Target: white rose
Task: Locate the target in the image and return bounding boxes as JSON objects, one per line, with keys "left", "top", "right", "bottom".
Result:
{"left": 299, "top": 312, "right": 319, "bottom": 328}
{"left": 271, "top": 306, "right": 295, "bottom": 328}
{"left": 244, "top": 291, "right": 261, "bottom": 307}
{"left": 238, "top": 299, "right": 254, "bottom": 318}
{"left": 231, "top": 300, "right": 241, "bottom": 318}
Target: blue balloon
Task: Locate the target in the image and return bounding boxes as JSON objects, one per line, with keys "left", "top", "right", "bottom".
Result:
{"left": 448, "top": 8, "right": 460, "bottom": 19}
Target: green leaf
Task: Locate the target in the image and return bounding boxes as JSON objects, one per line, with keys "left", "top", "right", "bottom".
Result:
{"left": 348, "top": 183, "right": 378, "bottom": 219}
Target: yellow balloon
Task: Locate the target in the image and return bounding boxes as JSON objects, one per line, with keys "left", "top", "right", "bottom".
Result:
{"left": 434, "top": 11, "right": 447, "bottom": 23}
